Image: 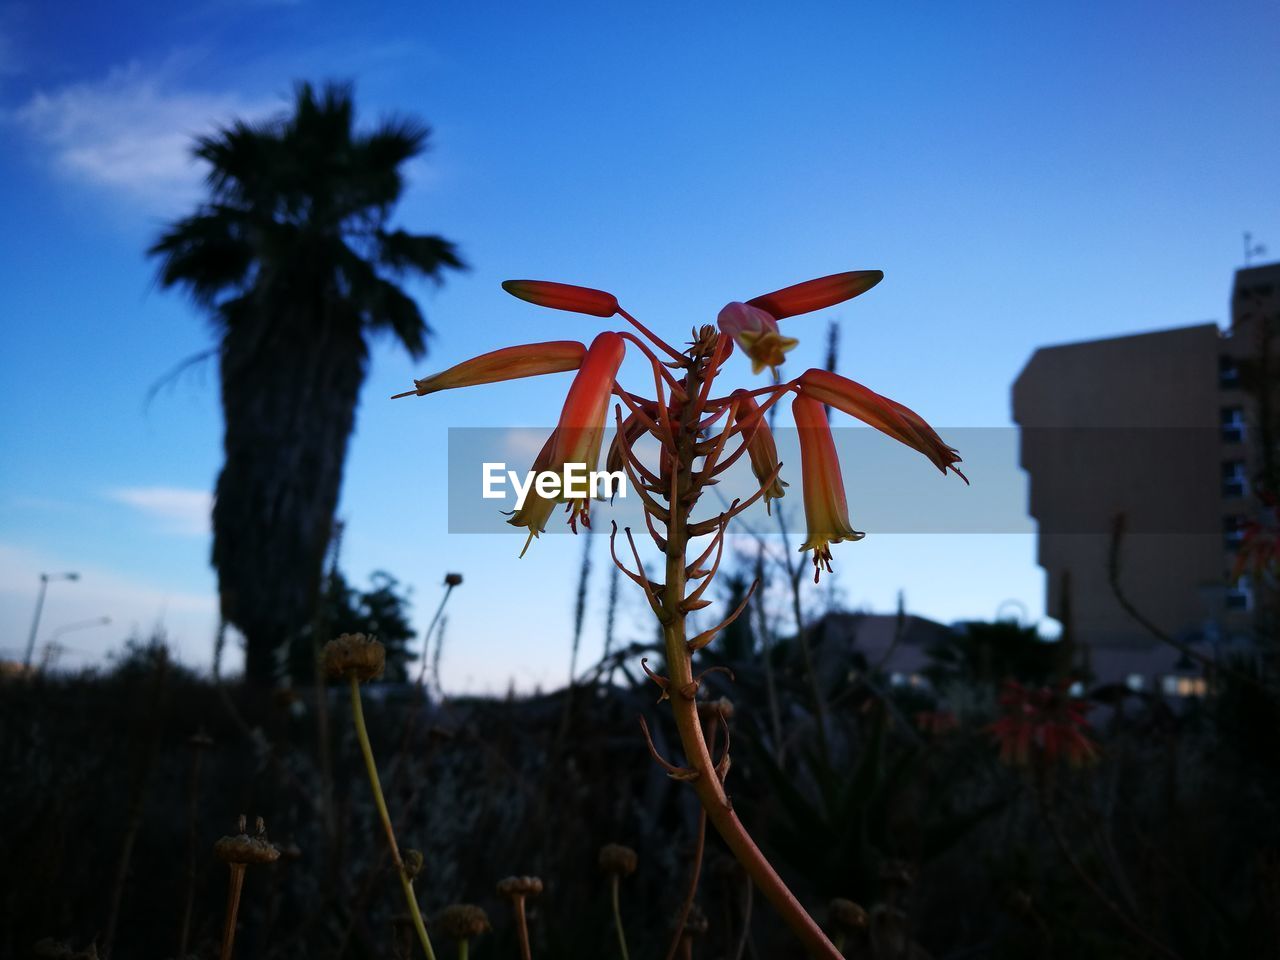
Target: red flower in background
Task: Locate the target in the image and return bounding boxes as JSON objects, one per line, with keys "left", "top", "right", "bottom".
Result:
{"left": 914, "top": 709, "right": 959, "bottom": 736}
{"left": 1232, "top": 493, "right": 1280, "bottom": 582}
{"left": 988, "top": 680, "right": 1097, "bottom": 768}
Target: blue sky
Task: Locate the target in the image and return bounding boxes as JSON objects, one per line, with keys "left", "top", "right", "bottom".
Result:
{"left": 0, "top": 0, "right": 1276, "bottom": 688}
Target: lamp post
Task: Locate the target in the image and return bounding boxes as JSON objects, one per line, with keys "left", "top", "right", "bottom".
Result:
{"left": 22, "top": 572, "right": 79, "bottom": 670}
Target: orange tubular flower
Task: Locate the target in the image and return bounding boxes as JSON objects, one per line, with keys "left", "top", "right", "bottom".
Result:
{"left": 731, "top": 390, "right": 787, "bottom": 511}
{"left": 796, "top": 368, "right": 966, "bottom": 480}
{"left": 717, "top": 302, "right": 798, "bottom": 375}
{"left": 508, "top": 332, "right": 626, "bottom": 552}
{"left": 501, "top": 279, "right": 620, "bottom": 317}
{"left": 406, "top": 341, "right": 586, "bottom": 396}
{"left": 747, "top": 270, "right": 883, "bottom": 320}
{"left": 793, "top": 394, "right": 864, "bottom": 581}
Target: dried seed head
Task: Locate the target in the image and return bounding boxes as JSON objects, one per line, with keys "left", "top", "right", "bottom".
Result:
{"left": 829, "top": 898, "right": 868, "bottom": 932}
{"left": 697, "top": 696, "right": 735, "bottom": 723}
{"left": 434, "top": 904, "right": 491, "bottom": 941}
{"left": 403, "top": 849, "right": 424, "bottom": 879}
{"left": 598, "top": 843, "right": 638, "bottom": 877}
{"left": 497, "top": 875, "right": 544, "bottom": 898}
{"left": 214, "top": 814, "right": 281, "bottom": 865}
{"left": 444, "top": 572, "right": 464, "bottom": 586}
{"left": 682, "top": 903, "right": 709, "bottom": 937}
{"left": 321, "top": 633, "right": 385, "bottom": 682}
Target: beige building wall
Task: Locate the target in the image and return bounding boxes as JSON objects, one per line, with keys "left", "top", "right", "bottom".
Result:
{"left": 1013, "top": 262, "right": 1278, "bottom": 682}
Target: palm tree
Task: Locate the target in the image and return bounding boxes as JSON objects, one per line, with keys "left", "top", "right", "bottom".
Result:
{"left": 150, "top": 81, "right": 464, "bottom": 683}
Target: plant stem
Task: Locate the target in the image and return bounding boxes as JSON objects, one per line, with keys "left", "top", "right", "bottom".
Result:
{"left": 349, "top": 676, "right": 437, "bottom": 960}
{"left": 178, "top": 748, "right": 204, "bottom": 959}
{"left": 458, "top": 940, "right": 469, "bottom": 960}
{"left": 610, "top": 875, "right": 630, "bottom": 960}
{"left": 219, "top": 865, "right": 245, "bottom": 960}
{"left": 664, "top": 809, "right": 707, "bottom": 960}
{"left": 661, "top": 361, "right": 841, "bottom": 960}
{"left": 512, "top": 895, "right": 532, "bottom": 960}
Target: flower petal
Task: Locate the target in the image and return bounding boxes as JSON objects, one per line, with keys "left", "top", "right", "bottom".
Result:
{"left": 502, "top": 279, "right": 620, "bottom": 317}
{"left": 410, "top": 341, "right": 586, "bottom": 395}
{"left": 747, "top": 270, "right": 883, "bottom": 320}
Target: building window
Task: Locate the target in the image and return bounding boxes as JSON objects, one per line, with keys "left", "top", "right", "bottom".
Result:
{"left": 1221, "top": 407, "right": 1246, "bottom": 444}
{"left": 1225, "top": 576, "right": 1252, "bottom": 612}
{"left": 1161, "top": 675, "right": 1209, "bottom": 697}
{"left": 1219, "top": 355, "right": 1240, "bottom": 389}
{"left": 1222, "top": 460, "right": 1247, "bottom": 499}
{"left": 1224, "top": 515, "right": 1246, "bottom": 552}
{"left": 1177, "top": 676, "right": 1209, "bottom": 697}
{"left": 1126, "top": 673, "right": 1145, "bottom": 691}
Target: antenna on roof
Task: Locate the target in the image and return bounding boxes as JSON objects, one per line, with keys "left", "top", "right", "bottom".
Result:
{"left": 1244, "top": 231, "right": 1267, "bottom": 267}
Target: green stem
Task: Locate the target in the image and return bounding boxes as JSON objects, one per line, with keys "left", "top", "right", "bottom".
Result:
{"left": 610, "top": 874, "right": 631, "bottom": 960}
{"left": 458, "top": 940, "right": 469, "bottom": 960}
{"left": 350, "top": 676, "right": 437, "bottom": 960}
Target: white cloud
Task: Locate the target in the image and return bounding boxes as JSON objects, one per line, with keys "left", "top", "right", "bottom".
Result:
{"left": 13, "top": 61, "right": 273, "bottom": 212}
{"left": 107, "top": 486, "right": 212, "bottom": 536}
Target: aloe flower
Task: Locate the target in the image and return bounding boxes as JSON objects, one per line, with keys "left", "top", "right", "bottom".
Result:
{"left": 731, "top": 390, "right": 787, "bottom": 510}
{"left": 507, "top": 331, "right": 626, "bottom": 550}
{"left": 402, "top": 341, "right": 586, "bottom": 396}
{"left": 501, "top": 279, "right": 619, "bottom": 317}
{"left": 403, "top": 266, "right": 966, "bottom": 960}
{"left": 988, "top": 680, "right": 1096, "bottom": 768}
{"left": 718, "top": 302, "right": 799, "bottom": 374}
{"left": 747, "top": 270, "right": 884, "bottom": 319}
{"left": 796, "top": 368, "right": 966, "bottom": 480}
{"left": 793, "top": 394, "right": 864, "bottom": 580}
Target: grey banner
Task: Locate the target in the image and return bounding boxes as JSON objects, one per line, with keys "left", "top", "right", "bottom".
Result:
{"left": 446, "top": 427, "right": 1243, "bottom": 536}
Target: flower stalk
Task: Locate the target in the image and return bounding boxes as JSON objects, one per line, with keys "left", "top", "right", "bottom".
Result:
{"left": 349, "top": 674, "right": 437, "bottom": 960}
{"left": 403, "top": 268, "right": 966, "bottom": 959}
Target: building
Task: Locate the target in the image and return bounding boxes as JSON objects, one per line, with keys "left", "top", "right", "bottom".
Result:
{"left": 1013, "top": 262, "right": 1279, "bottom": 694}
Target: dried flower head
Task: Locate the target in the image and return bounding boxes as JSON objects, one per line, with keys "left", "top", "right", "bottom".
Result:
{"left": 697, "top": 696, "right": 735, "bottom": 724}
{"left": 682, "top": 903, "right": 709, "bottom": 937}
{"left": 598, "top": 843, "right": 638, "bottom": 877}
{"left": 434, "top": 904, "right": 491, "bottom": 941}
{"left": 497, "top": 875, "right": 544, "bottom": 898}
{"left": 214, "top": 815, "right": 280, "bottom": 865}
{"left": 404, "top": 848, "right": 424, "bottom": 879}
{"left": 321, "top": 632, "right": 385, "bottom": 682}
{"left": 829, "top": 898, "right": 868, "bottom": 932}
{"left": 444, "top": 572, "right": 464, "bottom": 586}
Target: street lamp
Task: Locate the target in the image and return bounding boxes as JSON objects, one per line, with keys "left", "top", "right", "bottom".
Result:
{"left": 22, "top": 572, "right": 80, "bottom": 670}
{"left": 46, "top": 615, "right": 111, "bottom": 646}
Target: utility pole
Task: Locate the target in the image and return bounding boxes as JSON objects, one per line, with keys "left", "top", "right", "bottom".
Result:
{"left": 22, "top": 572, "right": 79, "bottom": 670}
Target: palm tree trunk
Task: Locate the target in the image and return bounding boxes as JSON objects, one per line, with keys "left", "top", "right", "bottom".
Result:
{"left": 214, "top": 305, "right": 366, "bottom": 684}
